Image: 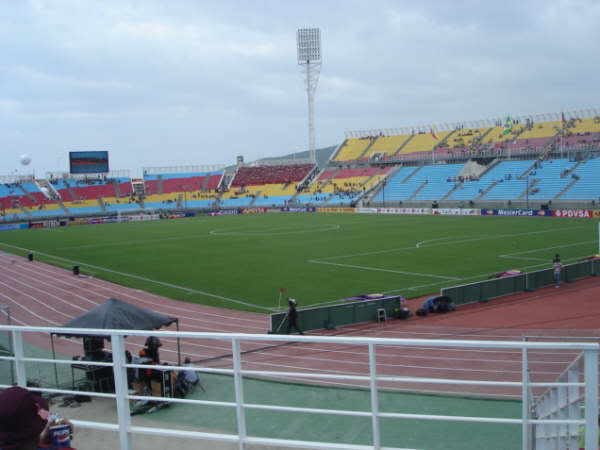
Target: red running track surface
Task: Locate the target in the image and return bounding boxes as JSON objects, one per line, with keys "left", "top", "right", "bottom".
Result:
{"left": 1, "top": 250, "right": 598, "bottom": 399}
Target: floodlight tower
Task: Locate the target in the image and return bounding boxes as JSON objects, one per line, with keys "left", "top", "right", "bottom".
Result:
{"left": 297, "top": 28, "right": 322, "bottom": 162}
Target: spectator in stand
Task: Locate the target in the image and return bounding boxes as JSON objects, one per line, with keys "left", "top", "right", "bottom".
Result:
{"left": 0, "top": 386, "right": 75, "bottom": 450}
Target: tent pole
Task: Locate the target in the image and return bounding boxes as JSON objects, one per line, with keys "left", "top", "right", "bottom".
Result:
{"left": 176, "top": 321, "right": 181, "bottom": 366}
{"left": 51, "top": 334, "right": 59, "bottom": 388}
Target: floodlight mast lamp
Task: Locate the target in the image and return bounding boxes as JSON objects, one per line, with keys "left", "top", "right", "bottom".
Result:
{"left": 297, "top": 28, "right": 322, "bottom": 162}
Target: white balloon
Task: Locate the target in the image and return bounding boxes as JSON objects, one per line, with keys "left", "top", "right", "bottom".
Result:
{"left": 20, "top": 154, "right": 31, "bottom": 166}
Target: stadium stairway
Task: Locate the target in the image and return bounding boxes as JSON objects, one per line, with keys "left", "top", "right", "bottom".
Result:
{"left": 403, "top": 166, "right": 422, "bottom": 182}
{"left": 112, "top": 179, "right": 121, "bottom": 198}
{"left": 430, "top": 129, "right": 456, "bottom": 153}
{"left": 408, "top": 182, "right": 427, "bottom": 200}
{"left": 357, "top": 138, "right": 377, "bottom": 160}
{"left": 554, "top": 178, "right": 579, "bottom": 200}
{"left": 557, "top": 158, "right": 600, "bottom": 200}
{"left": 389, "top": 135, "right": 414, "bottom": 158}
{"left": 65, "top": 182, "right": 78, "bottom": 201}
{"left": 57, "top": 198, "right": 69, "bottom": 215}
{"left": 474, "top": 180, "right": 500, "bottom": 200}
{"left": 201, "top": 176, "right": 210, "bottom": 192}
{"left": 328, "top": 138, "right": 347, "bottom": 162}
{"left": 18, "top": 185, "right": 37, "bottom": 203}
{"left": 440, "top": 181, "right": 462, "bottom": 200}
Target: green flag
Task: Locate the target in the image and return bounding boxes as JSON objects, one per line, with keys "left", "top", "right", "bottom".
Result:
{"left": 503, "top": 116, "right": 513, "bottom": 135}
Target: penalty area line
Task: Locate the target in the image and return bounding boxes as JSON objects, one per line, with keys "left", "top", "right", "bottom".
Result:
{"left": 308, "top": 259, "right": 458, "bottom": 280}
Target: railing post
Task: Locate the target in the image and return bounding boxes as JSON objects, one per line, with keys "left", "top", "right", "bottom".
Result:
{"left": 567, "top": 361, "right": 580, "bottom": 449}
{"left": 368, "top": 343, "right": 380, "bottom": 449}
{"left": 584, "top": 348, "right": 598, "bottom": 450}
{"left": 11, "top": 329, "right": 26, "bottom": 386}
{"left": 232, "top": 338, "right": 247, "bottom": 450}
{"left": 111, "top": 335, "right": 132, "bottom": 450}
{"left": 521, "top": 348, "right": 529, "bottom": 450}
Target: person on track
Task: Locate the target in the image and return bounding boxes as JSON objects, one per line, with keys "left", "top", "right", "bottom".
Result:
{"left": 286, "top": 298, "right": 304, "bottom": 335}
{"left": 552, "top": 254, "right": 562, "bottom": 288}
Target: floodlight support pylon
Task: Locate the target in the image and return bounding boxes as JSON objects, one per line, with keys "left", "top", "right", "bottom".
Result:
{"left": 297, "top": 28, "right": 322, "bottom": 163}
{"left": 302, "top": 60, "right": 321, "bottom": 162}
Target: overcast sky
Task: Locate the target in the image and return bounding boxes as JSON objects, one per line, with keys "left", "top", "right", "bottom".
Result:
{"left": 2, "top": 0, "right": 600, "bottom": 177}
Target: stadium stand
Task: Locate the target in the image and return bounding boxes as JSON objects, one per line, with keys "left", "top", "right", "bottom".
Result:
{"left": 480, "top": 160, "right": 536, "bottom": 200}
{"left": 361, "top": 135, "right": 410, "bottom": 160}
{"left": 398, "top": 131, "right": 448, "bottom": 155}
{"left": 334, "top": 138, "right": 374, "bottom": 161}
{"left": 524, "top": 159, "right": 574, "bottom": 200}
{"left": 3, "top": 110, "right": 600, "bottom": 223}
{"left": 558, "top": 158, "right": 600, "bottom": 200}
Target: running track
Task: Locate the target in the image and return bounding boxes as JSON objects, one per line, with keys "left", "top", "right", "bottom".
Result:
{"left": 2, "top": 250, "right": 599, "bottom": 399}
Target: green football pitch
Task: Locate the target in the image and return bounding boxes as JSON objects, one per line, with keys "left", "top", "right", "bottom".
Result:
{"left": 0, "top": 213, "right": 597, "bottom": 312}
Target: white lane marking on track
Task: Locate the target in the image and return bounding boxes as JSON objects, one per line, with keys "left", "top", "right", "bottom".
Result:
{"left": 0, "top": 261, "right": 268, "bottom": 332}
{"left": 0, "top": 290, "right": 62, "bottom": 326}
{"left": 0, "top": 258, "right": 569, "bottom": 390}
{"left": 0, "top": 251, "right": 266, "bottom": 327}
{"left": 5, "top": 260, "right": 555, "bottom": 373}
{"left": 0, "top": 243, "right": 271, "bottom": 311}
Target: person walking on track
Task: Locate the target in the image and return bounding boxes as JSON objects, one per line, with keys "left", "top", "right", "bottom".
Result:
{"left": 286, "top": 298, "right": 304, "bottom": 335}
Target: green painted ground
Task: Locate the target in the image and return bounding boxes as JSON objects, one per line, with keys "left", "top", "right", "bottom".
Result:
{"left": 0, "top": 213, "right": 596, "bottom": 312}
{"left": 0, "top": 340, "right": 85, "bottom": 389}
{"left": 147, "top": 373, "right": 521, "bottom": 449}
{"left": 2, "top": 339, "right": 522, "bottom": 449}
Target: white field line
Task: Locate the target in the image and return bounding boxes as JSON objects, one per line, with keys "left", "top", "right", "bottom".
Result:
{"left": 0, "top": 243, "right": 271, "bottom": 312}
{"left": 499, "top": 240, "right": 597, "bottom": 262}
{"left": 209, "top": 223, "right": 340, "bottom": 236}
{"left": 0, "top": 253, "right": 266, "bottom": 329}
{"left": 313, "top": 225, "right": 586, "bottom": 262}
{"left": 306, "top": 225, "right": 588, "bottom": 294}
{"left": 52, "top": 233, "right": 215, "bottom": 250}
{"left": 308, "top": 260, "right": 458, "bottom": 280}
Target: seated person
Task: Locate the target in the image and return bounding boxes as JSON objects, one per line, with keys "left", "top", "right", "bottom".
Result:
{"left": 174, "top": 357, "right": 199, "bottom": 397}
{"left": 0, "top": 386, "right": 75, "bottom": 450}
{"left": 422, "top": 296, "right": 437, "bottom": 313}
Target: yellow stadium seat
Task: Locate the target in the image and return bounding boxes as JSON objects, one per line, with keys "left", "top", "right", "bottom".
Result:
{"left": 362, "top": 135, "right": 411, "bottom": 159}
{"left": 335, "top": 138, "right": 372, "bottom": 161}
{"left": 399, "top": 131, "right": 450, "bottom": 153}
{"left": 518, "top": 121, "right": 561, "bottom": 140}
{"left": 567, "top": 118, "right": 600, "bottom": 134}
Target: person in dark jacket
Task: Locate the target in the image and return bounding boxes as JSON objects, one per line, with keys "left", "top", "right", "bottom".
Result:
{"left": 286, "top": 298, "right": 304, "bottom": 335}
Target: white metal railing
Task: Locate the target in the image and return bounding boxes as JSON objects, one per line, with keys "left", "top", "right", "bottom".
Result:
{"left": 0, "top": 325, "right": 598, "bottom": 450}
{"left": 142, "top": 165, "right": 226, "bottom": 175}
{"left": 344, "top": 107, "right": 600, "bottom": 137}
